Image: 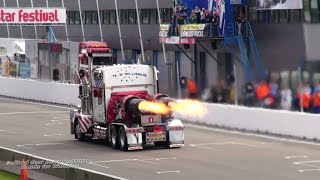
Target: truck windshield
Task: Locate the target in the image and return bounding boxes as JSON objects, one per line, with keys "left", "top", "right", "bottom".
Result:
{"left": 93, "top": 57, "right": 113, "bottom": 65}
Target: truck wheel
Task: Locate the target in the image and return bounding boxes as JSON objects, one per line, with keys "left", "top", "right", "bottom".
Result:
{"left": 75, "top": 120, "right": 85, "bottom": 141}
{"left": 111, "top": 126, "right": 119, "bottom": 149}
{"left": 119, "top": 127, "right": 128, "bottom": 151}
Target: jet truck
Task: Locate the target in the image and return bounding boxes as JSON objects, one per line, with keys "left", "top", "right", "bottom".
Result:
{"left": 69, "top": 42, "right": 184, "bottom": 151}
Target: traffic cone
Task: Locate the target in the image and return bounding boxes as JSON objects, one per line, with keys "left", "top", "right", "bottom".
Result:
{"left": 20, "top": 159, "right": 28, "bottom": 180}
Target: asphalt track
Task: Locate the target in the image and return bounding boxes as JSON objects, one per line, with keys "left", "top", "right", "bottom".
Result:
{"left": 0, "top": 96, "right": 320, "bottom": 180}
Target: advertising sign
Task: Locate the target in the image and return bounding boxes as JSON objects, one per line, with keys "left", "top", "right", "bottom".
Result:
{"left": 9, "top": 61, "right": 18, "bottom": 77}
{"left": 256, "top": 0, "right": 303, "bottom": 10}
{"left": 159, "top": 37, "right": 196, "bottom": 44}
{"left": 159, "top": 24, "right": 171, "bottom": 37}
{"left": 180, "top": 24, "right": 208, "bottom": 38}
{"left": 19, "top": 62, "right": 31, "bottom": 79}
{"left": 0, "top": 8, "right": 66, "bottom": 24}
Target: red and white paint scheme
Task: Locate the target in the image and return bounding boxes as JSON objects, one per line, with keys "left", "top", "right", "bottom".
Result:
{"left": 70, "top": 60, "right": 184, "bottom": 151}
{"left": 76, "top": 114, "right": 93, "bottom": 133}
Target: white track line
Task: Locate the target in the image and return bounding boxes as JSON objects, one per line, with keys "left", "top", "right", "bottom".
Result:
{"left": 0, "top": 111, "right": 68, "bottom": 115}
{"left": 156, "top": 170, "right": 180, "bottom": 174}
{"left": 0, "top": 97, "right": 70, "bottom": 109}
{"left": 0, "top": 145, "right": 127, "bottom": 180}
{"left": 88, "top": 163, "right": 110, "bottom": 169}
{"left": 298, "top": 169, "right": 320, "bottom": 173}
{"left": 43, "top": 134, "right": 62, "bottom": 137}
{"left": 0, "top": 130, "right": 16, "bottom": 134}
{"left": 285, "top": 156, "right": 308, "bottom": 159}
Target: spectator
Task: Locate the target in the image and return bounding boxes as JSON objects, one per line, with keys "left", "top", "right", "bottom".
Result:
{"left": 200, "top": 8, "right": 206, "bottom": 23}
{"left": 312, "top": 87, "right": 320, "bottom": 113}
{"left": 194, "top": 6, "right": 201, "bottom": 23}
{"left": 255, "top": 80, "right": 271, "bottom": 107}
{"left": 237, "top": 12, "right": 246, "bottom": 34}
{"left": 190, "top": 10, "right": 197, "bottom": 24}
{"left": 179, "top": 4, "right": 189, "bottom": 24}
{"left": 170, "top": 12, "right": 178, "bottom": 36}
{"left": 205, "top": 10, "right": 213, "bottom": 23}
{"left": 280, "top": 84, "right": 292, "bottom": 110}
{"left": 243, "top": 82, "right": 255, "bottom": 107}
{"left": 187, "top": 77, "right": 198, "bottom": 99}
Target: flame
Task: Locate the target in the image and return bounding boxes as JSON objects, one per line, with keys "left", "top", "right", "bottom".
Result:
{"left": 168, "top": 99, "right": 207, "bottom": 118}
{"left": 138, "top": 101, "right": 171, "bottom": 115}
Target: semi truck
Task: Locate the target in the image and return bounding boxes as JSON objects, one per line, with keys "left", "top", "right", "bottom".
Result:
{"left": 69, "top": 45, "right": 184, "bottom": 151}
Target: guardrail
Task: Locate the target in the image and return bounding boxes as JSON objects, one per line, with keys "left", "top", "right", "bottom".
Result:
{"left": 0, "top": 146, "right": 125, "bottom": 180}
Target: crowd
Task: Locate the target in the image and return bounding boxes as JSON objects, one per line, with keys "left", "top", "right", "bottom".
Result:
{"left": 170, "top": 4, "right": 220, "bottom": 36}
{"left": 186, "top": 77, "right": 320, "bottom": 114}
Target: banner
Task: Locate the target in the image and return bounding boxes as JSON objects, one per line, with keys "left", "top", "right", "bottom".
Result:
{"left": 159, "top": 24, "right": 171, "bottom": 37}
{"left": 180, "top": 24, "right": 208, "bottom": 38}
{"left": 19, "top": 62, "right": 31, "bottom": 79}
{"left": 9, "top": 62, "right": 18, "bottom": 77}
{"left": 0, "top": 8, "right": 66, "bottom": 24}
{"left": 256, "top": 0, "right": 303, "bottom": 10}
{"left": 159, "top": 37, "right": 196, "bottom": 44}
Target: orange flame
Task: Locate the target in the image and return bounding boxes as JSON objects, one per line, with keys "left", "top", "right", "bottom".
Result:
{"left": 168, "top": 99, "right": 207, "bottom": 118}
{"left": 138, "top": 101, "right": 171, "bottom": 115}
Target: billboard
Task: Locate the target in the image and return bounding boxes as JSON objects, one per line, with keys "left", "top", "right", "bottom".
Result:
{"left": 159, "top": 37, "right": 196, "bottom": 44}
{"left": 180, "top": 24, "right": 209, "bottom": 38}
{"left": 19, "top": 62, "right": 31, "bottom": 79}
{"left": 0, "top": 8, "right": 66, "bottom": 24}
{"left": 256, "top": 0, "right": 303, "bottom": 10}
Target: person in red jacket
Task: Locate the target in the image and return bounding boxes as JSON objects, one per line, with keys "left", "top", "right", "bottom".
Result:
{"left": 312, "top": 90, "right": 320, "bottom": 113}
{"left": 187, "top": 77, "right": 198, "bottom": 99}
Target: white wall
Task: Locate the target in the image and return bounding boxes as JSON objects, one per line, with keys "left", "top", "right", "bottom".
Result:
{"left": 173, "top": 102, "right": 320, "bottom": 140}
{"left": 0, "top": 77, "right": 80, "bottom": 105}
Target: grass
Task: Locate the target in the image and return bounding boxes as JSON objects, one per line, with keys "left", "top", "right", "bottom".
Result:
{"left": 0, "top": 170, "right": 20, "bottom": 180}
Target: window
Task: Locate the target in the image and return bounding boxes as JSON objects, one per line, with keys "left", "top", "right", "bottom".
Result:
{"left": 92, "top": 11, "right": 98, "bottom": 24}
{"left": 128, "top": 9, "right": 136, "bottom": 24}
{"left": 141, "top": 9, "right": 150, "bottom": 24}
{"left": 279, "top": 10, "right": 289, "bottom": 23}
{"left": 110, "top": 10, "right": 116, "bottom": 24}
{"left": 85, "top": 11, "right": 91, "bottom": 24}
{"left": 75, "top": 11, "right": 80, "bottom": 24}
{"left": 102, "top": 10, "right": 109, "bottom": 24}
{"left": 121, "top": 9, "right": 128, "bottom": 24}
{"left": 150, "top": 9, "right": 157, "bottom": 24}
{"left": 68, "top": 11, "right": 74, "bottom": 24}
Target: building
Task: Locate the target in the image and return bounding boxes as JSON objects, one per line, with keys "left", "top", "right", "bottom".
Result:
{"left": 0, "top": 0, "right": 319, "bottom": 98}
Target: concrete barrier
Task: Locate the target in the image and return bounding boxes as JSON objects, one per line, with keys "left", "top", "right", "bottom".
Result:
{"left": 173, "top": 102, "right": 320, "bottom": 140}
{"left": 0, "top": 77, "right": 80, "bottom": 105}
{"left": 0, "top": 146, "right": 126, "bottom": 180}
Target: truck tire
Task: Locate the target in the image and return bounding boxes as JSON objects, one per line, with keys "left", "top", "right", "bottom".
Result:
{"left": 111, "top": 126, "right": 119, "bottom": 149}
{"left": 75, "top": 120, "right": 85, "bottom": 141}
{"left": 119, "top": 126, "right": 128, "bottom": 151}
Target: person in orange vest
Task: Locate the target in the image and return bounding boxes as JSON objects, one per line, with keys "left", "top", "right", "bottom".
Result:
{"left": 187, "top": 77, "right": 198, "bottom": 99}
{"left": 312, "top": 84, "right": 320, "bottom": 113}
{"left": 255, "top": 80, "right": 271, "bottom": 107}
{"left": 296, "top": 82, "right": 311, "bottom": 112}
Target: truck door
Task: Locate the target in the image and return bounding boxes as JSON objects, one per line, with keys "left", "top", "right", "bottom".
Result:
{"left": 92, "top": 71, "right": 106, "bottom": 123}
